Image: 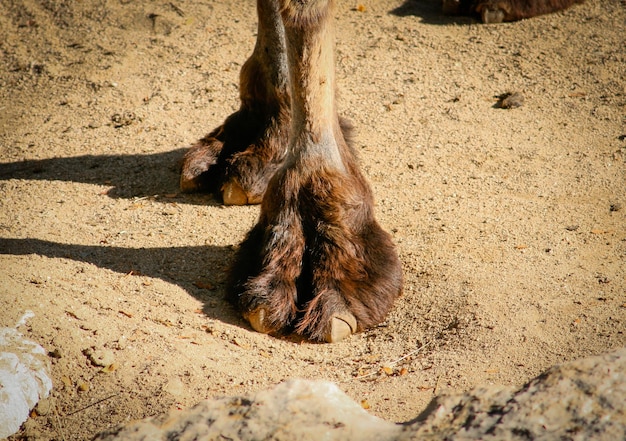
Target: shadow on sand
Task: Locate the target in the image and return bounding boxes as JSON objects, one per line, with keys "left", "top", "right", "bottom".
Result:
{"left": 389, "top": 0, "right": 477, "bottom": 25}
{"left": 0, "top": 237, "right": 246, "bottom": 327}
{"left": 0, "top": 148, "right": 255, "bottom": 328}
{"left": 0, "top": 148, "right": 220, "bottom": 206}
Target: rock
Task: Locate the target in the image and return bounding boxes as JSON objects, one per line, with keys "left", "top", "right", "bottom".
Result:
{"left": 34, "top": 397, "right": 53, "bottom": 416}
{"left": 497, "top": 91, "right": 524, "bottom": 109}
{"left": 84, "top": 348, "right": 115, "bottom": 367}
{"left": 96, "top": 380, "right": 401, "bottom": 441}
{"left": 95, "top": 348, "right": 626, "bottom": 441}
{"left": 77, "top": 381, "right": 90, "bottom": 392}
{"left": 163, "top": 377, "right": 185, "bottom": 397}
{"left": 0, "top": 311, "right": 53, "bottom": 438}
{"left": 430, "top": 346, "right": 625, "bottom": 440}
{"left": 48, "top": 348, "right": 63, "bottom": 359}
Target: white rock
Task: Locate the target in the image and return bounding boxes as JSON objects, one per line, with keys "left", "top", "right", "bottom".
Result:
{"left": 0, "top": 311, "right": 53, "bottom": 438}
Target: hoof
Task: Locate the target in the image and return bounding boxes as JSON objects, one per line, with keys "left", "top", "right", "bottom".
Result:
{"left": 222, "top": 181, "right": 249, "bottom": 206}
{"left": 325, "top": 312, "right": 357, "bottom": 343}
{"left": 245, "top": 307, "right": 273, "bottom": 334}
{"left": 180, "top": 174, "right": 201, "bottom": 193}
{"left": 482, "top": 8, "right": 505, "bottom": 23}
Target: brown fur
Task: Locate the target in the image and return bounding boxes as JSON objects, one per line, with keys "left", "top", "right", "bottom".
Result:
{"left": 279, "top": 0, "right": 332, "bottom": 29}
{"left": 228, "top": 131, "right": 403, "bottom": 340}
{"left": 180, "top": 0, "right": 290, "bottom": 203}
{"left": 442, "top": 0, "right": 584, "bottom": 23}
{"left": 182, "top": 0, "right": 402, "bottom": 341}
{"left": 226, "top": 0, "right": 402, "bottom": 341}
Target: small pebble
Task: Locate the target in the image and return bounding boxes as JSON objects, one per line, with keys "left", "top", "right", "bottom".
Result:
{"left": 84, "top": 348, "right": 115, "bottom": 367}
{"left": 498, "top": 92, "right": 524, "bottom": 109}
{"left": 35, "top": 398, "right": 52, "bottom": 416}
{"left": 163, "top": 378, "right": 185, "bottom": 396}
{"left": 48, "top": 348, "right": 62, "bottom": 359}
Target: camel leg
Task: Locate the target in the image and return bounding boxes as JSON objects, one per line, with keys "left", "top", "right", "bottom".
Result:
{"left": 180, "top": 0, "right": 290, "bottom": 204}
{"left": 229, "top": 0, "right": 402, "bottom": 342}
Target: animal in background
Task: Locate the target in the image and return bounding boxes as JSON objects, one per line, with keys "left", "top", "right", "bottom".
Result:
{"left": 442, "top": 0, "right": 584, "bottom": 23}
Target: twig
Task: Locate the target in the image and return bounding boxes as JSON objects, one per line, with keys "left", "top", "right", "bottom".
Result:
{"left": 169, "top": 2, "right": 185, "bottom": 17}
{"left": 66, "top": 393, "right": 118, "bottom": 416}
{"left": 434, "top": 374, "right": 441, "bottom": 396}
{"left": 348, "top": 369, "right": 380, "bottom": 382}
{"left": 389, "top": 341, "right": 433, "bottom": 366}
{"left": 346, "top": 340, "right": 433, "bottom": 382}
{"left": 53, "top": 402, "right": 67, "bottom": 441}
{"left": 132, "top": 195, "right": 157, "bottom": 202}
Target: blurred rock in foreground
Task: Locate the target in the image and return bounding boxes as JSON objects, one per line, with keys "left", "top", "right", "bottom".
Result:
{"left": 95, "top": 348, "right": 625, "bottom": 441}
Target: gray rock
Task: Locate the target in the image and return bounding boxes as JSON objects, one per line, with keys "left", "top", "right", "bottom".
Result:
{"left": 95, "top": 348, "right": 626, "bottom": 441}
{"left": 96, "top": 379, "right": 401, "bottom": 440}
{"left": 403, "top": 347, "right": 626, "bottom": 440}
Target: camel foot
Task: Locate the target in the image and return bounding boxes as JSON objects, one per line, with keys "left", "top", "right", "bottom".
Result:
{"left": 228, "top": 166, "right": 402, "bottom": 343}
{"left": 180, "top": 141, "right": 220, "bottom": 193}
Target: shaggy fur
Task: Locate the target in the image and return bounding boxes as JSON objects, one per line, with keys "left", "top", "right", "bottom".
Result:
{"left": 228, "top": 137, "right": 403, "bottom": 341}
{"left": 183, "top": 0, "right": 402, "bottom": 341}
{"left": 442, "top": 0, "right": 584, "bottom": 23}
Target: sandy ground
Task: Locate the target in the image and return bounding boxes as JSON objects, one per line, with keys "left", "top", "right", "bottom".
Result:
{"left": 1, "top": 0, "right": 624, "bottom": 439}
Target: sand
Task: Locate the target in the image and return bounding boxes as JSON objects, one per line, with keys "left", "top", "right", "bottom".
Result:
{"left": 1, "top": 0, "right": 624, "bottom": 439}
